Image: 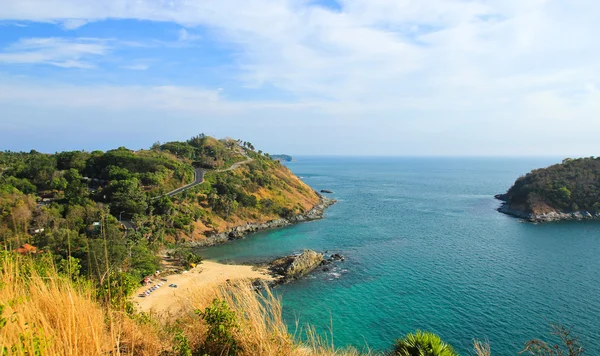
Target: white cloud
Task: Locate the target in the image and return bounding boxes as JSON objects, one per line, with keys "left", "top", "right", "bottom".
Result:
{"left": 61, "top": 18, "right": 87, "bottom": 30}
{"left": 177, "top": 28, "right": 201, "bottom": 42}
{"left": 0, "top": 81, "right": 223, "bottom": 111}
{"left": 0, "top": 37, "right": 108, "bottom": 68}
{"left": 0, "top": 0, "right": 599, "bottom": 154}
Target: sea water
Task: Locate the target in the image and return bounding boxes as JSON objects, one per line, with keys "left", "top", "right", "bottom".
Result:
{"left": 197, "top": 157, "right": 600, "bottom": 354}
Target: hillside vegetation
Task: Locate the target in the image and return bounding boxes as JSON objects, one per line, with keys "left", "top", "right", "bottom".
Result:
{"left": 498, "top": 157, "right": 600, "bottom": 215}
{"left": 0, "top": 135, "right": 319, "bottom": 305}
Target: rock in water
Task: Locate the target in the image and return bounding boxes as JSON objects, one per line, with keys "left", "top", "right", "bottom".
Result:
{"left": 330, "top": 253, "right": 345, "bottom": 261}
{"left": 270, "top": 250, "right": 324, "bottom": 282}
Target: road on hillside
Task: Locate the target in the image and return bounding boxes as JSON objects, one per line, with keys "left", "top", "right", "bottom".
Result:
{"left": 163, "top": 167, "right": 206, "bottom": 197}
{"left": 156, "top": 156, "right": 254, "bottom": 199}
{"left": 120, "top": 153, "right": 253, "bottom": 230}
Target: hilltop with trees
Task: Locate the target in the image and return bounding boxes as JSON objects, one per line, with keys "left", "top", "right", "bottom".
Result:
{"left": 0, "top": 135, "right": 320, "bottom": 297}
{"left": 496, "top": 157, "right": 600, "bottom": 222}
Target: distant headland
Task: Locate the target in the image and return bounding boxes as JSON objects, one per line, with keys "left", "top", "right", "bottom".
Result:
{"left": 496, "top": 157, "right": 600, "bottom": 222}
{"left": 270, "top": 154, "right": 293, "bottom": 162}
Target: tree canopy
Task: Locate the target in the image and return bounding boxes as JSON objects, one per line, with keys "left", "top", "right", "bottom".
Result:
{"left": 501, "top": 157, "right": 600, "bottom": 213}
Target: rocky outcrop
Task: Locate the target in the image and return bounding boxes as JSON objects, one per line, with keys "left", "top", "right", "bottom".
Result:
{"left": 189, "top": 195, "right": 336, "bottom": 247}
{"left": 496, "top": 200, "right": 600, "bottom": 223}
{"left": 494, "top": 194, "right": 508, "bottom": 201}
{"left": 269, "top": 250, "right": 324, "bottom": 282}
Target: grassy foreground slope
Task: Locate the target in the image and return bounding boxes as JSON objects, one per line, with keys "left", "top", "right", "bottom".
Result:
{"left": 0, "top": 252, "right": 362, "bottom": 355}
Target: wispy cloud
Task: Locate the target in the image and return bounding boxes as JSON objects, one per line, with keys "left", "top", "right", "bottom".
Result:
{"left": 0, "top": 22, "right": 28, "bottom": 27}
{"left": 121, "top": 63, "right": 150, "bottom": 70}
{"left": 61, "top": 18, "right": 87, "bottom": 30}
{"left": 0, "top": 81, "right": 222, "bottom": 110}
{"left": 0, "top": 37, "right": 108, "bottom": 68}
{"left": 177, "top": 28, "right": 201, "bottom": 42}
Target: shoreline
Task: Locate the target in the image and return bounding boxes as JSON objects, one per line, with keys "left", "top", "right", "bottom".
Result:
{"left": 132, "top": 260, "right": 274, "bottom": 316}
{"left": 188, "top": 194, "right": 336, "bottom": 247}
{"left": 133, "top": 195, "right": 337, "bottom": 315}
{"left": 496, "top": 199, "right": 600, "bottom": 223}
{"left": 132, "top": 249, "right": 340, "bottom": 315}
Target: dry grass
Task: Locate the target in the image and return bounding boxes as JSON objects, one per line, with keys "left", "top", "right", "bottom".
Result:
{"left": 0, "top": 254, "right": 166, "bottom": 355}
{"left": 0, "top": 253, "right": 370, "bottom": 356}
{"left": 293, "top": 325, "right": 369, "bottom": 356}
{"left": 177, "top": 280, "right": 368, "bottom": 356}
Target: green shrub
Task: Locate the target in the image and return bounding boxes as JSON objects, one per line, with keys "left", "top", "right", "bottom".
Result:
{"left": 393, "top": 330, "right": 458, "bottom": 356}
{"left": 173, "top": 330, "right": 193, "bottom": 356}
{"left": 196, "top": 299, "right": 239, "bottom": 356}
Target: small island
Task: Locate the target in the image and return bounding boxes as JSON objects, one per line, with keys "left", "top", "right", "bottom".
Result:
{"left": 270, "top": 154, "right": 293, "bottom": 162}
{"left": 496, "top": 157, "right": 600, "bottom": 222}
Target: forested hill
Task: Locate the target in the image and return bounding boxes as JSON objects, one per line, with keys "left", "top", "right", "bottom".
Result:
{"left": 0, "top": 135, "right": 320, "bottom": 286}
{"left": 497, "top": 157, "right": 600, "bottom": 216}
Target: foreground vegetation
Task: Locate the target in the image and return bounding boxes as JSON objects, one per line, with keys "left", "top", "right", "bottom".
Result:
{"left": 0, "top": 252, "right": 585, "bottom": 355}
{"left": 499, "top": 157, "right": 600, "bottom": 214}
{"left": 0, "top": 252, "right": 361, "bottom": 355}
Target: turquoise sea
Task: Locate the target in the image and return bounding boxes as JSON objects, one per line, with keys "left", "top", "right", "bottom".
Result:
{"left": 198, "top": 157, "right": 600, "bottom": 354}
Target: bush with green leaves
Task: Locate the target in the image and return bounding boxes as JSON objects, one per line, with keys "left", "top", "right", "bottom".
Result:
{"left": 173, "top": 330, "right": 193, "bottom": 356}
{"left": 196, "top": 299, "right": 239, "bottom": 356}
{"left": 393, "top": 330, "right": 458, "bottom": 356}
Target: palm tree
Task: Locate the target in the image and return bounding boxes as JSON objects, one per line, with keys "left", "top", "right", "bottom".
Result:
{"left": 393, "top": 330, "right": 458, "bottom": 356}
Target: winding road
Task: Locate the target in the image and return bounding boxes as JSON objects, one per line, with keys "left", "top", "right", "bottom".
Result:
{"left": 123, "top": 155, "right": 253, "bottom": 230}
{"left": 161, "top": 167, "right": 207, "bottom": 198}
{"left": 155, "top": 156, "right": 254, "bottom": 199}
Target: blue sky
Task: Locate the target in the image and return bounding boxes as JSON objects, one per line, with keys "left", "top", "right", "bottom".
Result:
{"left": 0, "top": 0, "right": 599, "bottom": 156}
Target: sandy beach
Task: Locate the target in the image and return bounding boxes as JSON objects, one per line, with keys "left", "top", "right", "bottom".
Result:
{"left": 132, "top": 260, "right": 274, "bottom": 316}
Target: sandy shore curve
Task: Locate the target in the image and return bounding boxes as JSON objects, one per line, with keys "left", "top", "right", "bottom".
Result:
{"left": 132, "top": 261, "right": 274, "bottom": 316}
